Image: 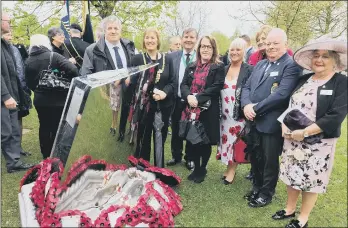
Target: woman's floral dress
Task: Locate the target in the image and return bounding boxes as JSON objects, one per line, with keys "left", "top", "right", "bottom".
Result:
{"left": 216, "top": 79, "right": 245, "bottom": 165}
{"left": 279, "top": 77, "right": 338, "bottom": 193}
{"left": 110, "top": 83, "right": 122, "bottom": 111}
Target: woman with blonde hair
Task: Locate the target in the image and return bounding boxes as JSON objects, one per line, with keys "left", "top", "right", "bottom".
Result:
{"left": 217, "top": 38, "right": 253, "bottom": 184}
{"left": 180, "top": 35, "right": 225, "bottom": 183}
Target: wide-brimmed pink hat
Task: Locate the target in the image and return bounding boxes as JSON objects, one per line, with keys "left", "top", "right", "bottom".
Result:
{"left": 294, "top": 35, "right": 347, "bottom": 72}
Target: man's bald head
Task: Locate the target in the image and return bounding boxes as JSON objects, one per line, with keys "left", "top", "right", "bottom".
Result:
{"left": 2, "top": 12, "right": 11, "bottom": 33}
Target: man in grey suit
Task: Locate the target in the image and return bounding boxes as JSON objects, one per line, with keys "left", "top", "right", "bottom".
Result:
{"left": 241, "top": 28, "right": 301, "bottom": 207}
{"left": 166, "top": 28, "right": 198, "bottom": 170}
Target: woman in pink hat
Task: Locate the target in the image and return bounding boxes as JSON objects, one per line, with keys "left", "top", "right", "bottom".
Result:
{"left": 272, "top": 36, "right": 347, "bottom": 228}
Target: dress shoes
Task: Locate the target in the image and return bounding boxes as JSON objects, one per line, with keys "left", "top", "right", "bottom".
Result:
{"left": 185, "top": 161, "right": 195, "bottom": 171}
{"left": 20, "top": 151, "right": 32, "bottom": 156}
{"left": 194, "top": 168, "right": 207, "bottom": 183}
{"left": 166, "top": 159, "right": 182, "bottom": 166}
{"left": 248, "top": 196, "right": 272, "bottom": 208}
{"left": 7, "top": 162, "right": 35, "bottom": 173}
{"left": 243, "top": 190, "right": 258, "bottom": 201}
{"left": 187, "top": 170, "right": 197, "bottom": 181}
{"left": 245, "top": 171, "right": 253, "bottom": 181}
{"left": 285, "top": 219, "right": 308, "bottom": 228}
{"left": 272, "top": 210, "right": 296, "bottom": 220}
{"left": 110, "top": 128, "right": 116, "bottom": 136}
{"left": 117, "top": 133, "right": 124, "bottom": 142}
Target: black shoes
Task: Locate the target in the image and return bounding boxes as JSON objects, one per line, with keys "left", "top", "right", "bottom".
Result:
{"left": 7, "top": 162, "right": 35, "bottom": 173}
{"left": 244, "top": 190, "right": 258, "bottom": 201}
{"left": 185, "top": 161, "right": 195, "bottom": 171}
{"left": 248, "top": 196, "right": 272, "bottom": 208}
{"left": 272, "top": 210, "right": 296, "bottom": 220}
{"left": 20, "top": 151, "right": 32, "bottom": 156}
{"left": 187, "top": 169, "right": 197, "bottom": 181}
{"left": 110, "top": 128, "right": 116, "bottom": 136}
{"left": 166, "top": 159, "right": 182, "bottom": 166}
{"left": 245, "top": 171, "right": 253, "bottom": 181}
{"left": 285, "top": 219, "right": 308, "bottom": 228}
{"left": 117, "top": 133, "right": 124, "bottom": 142}
{"left": 187, "top": 167, "right": 207, "bottom": 183}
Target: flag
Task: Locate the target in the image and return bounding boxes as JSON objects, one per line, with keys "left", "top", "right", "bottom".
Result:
{"left": 82, "top": 0, "right": 94, "bottom": 44}
{"left": 61, "top": 0, "right": 71, "bottom": 44}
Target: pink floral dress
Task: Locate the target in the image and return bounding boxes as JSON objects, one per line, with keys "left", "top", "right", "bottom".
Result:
{"left": 279, "top": 77, "right": 338, "bottom": 193}
{"left": 217, "top": 79, "right": 245, "bottom": 165}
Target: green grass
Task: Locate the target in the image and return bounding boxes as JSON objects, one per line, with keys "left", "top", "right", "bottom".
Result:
{"left": 1, "top": 90, "right": 347, "bottom": 227}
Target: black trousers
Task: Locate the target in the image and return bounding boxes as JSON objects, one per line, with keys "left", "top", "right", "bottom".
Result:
{"left": 187, "top": 142, "right": 212, "bottom": 170}
{"left": 134, "top": 104, "right": 171, "bottom": 168}
{"left": 170, "top": 97, "right": 192, "bottom": 161}
{"left": 36, "top": 106, "right": 64, "bottom": 159}
{"left": 118, "top": 83, "right": 135, "bottom": 136}
{"left": 251, "top": 131, "right": 283, "bottom": 199}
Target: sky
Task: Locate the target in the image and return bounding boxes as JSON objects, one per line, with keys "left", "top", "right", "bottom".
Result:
{"left": 2, "top": 1, "right": 264, "bottom": 38}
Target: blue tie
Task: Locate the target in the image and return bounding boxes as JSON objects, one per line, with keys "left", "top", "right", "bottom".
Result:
{"left": 113, "top": 46, "right": 123, "bottom": 69}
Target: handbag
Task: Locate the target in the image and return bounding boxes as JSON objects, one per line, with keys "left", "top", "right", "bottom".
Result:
{"left": 36, "top": 52, "right": 71, "bottom": 92}
{"left": 283, "top": 109, "right": 324, "bottom": 145}
{"left": 232, "top": 127, "right": 250, "bottom": 164}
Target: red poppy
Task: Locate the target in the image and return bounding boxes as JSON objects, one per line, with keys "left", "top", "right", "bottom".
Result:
{"left": 229, "top": 127, "right": 236, "bottom": 135}
{"left": 222, "top": 152, "right": 227, "bottom": 157}
{"left": 231, "top": 96, "right": 235, "bottom": 102}
{"left": 232, "top": 85, "right": 236, "bottom": 89}
{"left": 223, "top": 84, "right": 229, "bottom": 89}
{"left": 224, "top": 96, "right": 229, "bottom": 104}
{"left": 228, "top": 160, "right": 233, "bottom": 165}
{"left": 222, "top": 134, "right": 228, "bottom": 144}
{"left": 224, "top": 108, "right": 229, "bottom": 114}
{"left": 222, "top": 114, "right": 227, "bottom": 120}
{"left": 216, "top": 153, "right": 221, "bottom": 160}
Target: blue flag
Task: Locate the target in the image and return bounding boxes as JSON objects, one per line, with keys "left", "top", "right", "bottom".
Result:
{"left": 61, "top": 0, "right": 71, "bottom": 44}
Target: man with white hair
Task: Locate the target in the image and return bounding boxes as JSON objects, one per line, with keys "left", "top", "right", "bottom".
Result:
{"left": 241, "top": 28, "right": 301, "bottom": 207}
{"left": 80, "top": 15, "right": 136, "bottom": 142}
{"left": 1, "top": 12, "right": 34, "bottom": 173}
{"left": 168, "top": 36, "right": 181, "bottom": 53}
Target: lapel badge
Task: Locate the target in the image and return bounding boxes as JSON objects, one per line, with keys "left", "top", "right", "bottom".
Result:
{"left": 271, "top": 82, "right": 279, "bottom": 93}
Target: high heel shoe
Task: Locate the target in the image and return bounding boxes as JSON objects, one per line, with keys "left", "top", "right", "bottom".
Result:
{"left": 285, "top": 219, "right": 308, "bottom": 228}
{"left": 272, "top": 209, "right": 296, "bottom": 220}
{"left": 221, "top": 175, "right": 226, "bottom": 180}
{"left": 223, "top": 178, "right": 234, "bottom": 185}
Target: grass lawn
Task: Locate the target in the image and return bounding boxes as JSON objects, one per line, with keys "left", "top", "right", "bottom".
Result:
{"left": 1, "top": 90, "right": 347, "bottom": 227}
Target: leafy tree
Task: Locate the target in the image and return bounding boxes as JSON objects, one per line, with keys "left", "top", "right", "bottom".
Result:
{"left": 211, "top": 31, "right": 231, "bottom": 54}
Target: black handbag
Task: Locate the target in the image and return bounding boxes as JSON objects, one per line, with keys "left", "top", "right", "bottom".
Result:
{"left": 283, "top": 109, "right": 324, "bottom": 145}
{"left": 186, "top": 120, "right": 210, "bottom": 145}
{"left": 37, "top": 52, "right": 71, "bottom": 92}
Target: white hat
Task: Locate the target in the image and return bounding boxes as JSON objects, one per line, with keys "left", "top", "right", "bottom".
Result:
{"left": 293, "top": 35, "right": 347, "bottom": 72}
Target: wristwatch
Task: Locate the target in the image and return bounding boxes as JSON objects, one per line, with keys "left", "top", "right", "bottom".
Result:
{"left": 303, "top": 130, "right": 309, "bottom": 138}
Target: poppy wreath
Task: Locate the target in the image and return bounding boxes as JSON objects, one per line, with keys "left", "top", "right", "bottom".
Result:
{"left": 20, "top": 156, "right": 183, "bottom": 227}
{"left": 145, "top": 166, "right": 181, "bottom": 186}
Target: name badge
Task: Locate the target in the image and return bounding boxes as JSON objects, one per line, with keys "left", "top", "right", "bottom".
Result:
{"left": 320, "top": 89, "right": 333, "bottom": 95}
{"left": 270, "top": 71, "right": 279, "bottom": 77}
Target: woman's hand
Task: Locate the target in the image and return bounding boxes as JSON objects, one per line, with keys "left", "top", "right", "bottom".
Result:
{"left": 114, "top": 80, "right": 120, "bottom": 87}
{"left": 291, "top": 130, "right": 305, "bottom": 142}
{"left": 187, "top": 95, "right": 198, "bottom": 108}
{"left": 282, "top": 123, "right": 292, "bottom": 139}
{"left": 153, "top": 89, "right": 167, "bottom": 101}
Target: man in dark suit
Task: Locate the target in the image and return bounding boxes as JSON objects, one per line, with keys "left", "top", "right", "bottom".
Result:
{"left": 66, "top": 23, "right": 91, "bottom": 70}
{"left": 166, "top": 28, "right": 198, "bottom": 170}
{"left": 241, "top": 28, "right": 301, "bottom": 207}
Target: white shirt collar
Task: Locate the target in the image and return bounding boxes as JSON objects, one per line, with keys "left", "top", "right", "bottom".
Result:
{"left": 105, "top": 39, "right": 122, "bottom": 50}
{"left": 183, "top": 49, "right": 195, "bottom": 56}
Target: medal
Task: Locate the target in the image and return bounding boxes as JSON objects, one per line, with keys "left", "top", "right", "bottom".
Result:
{"left": 156, "top": 69, "right": 162, "bottom": 83}
{"left": 271, "top": 82, "right": 279, "bottom": 93}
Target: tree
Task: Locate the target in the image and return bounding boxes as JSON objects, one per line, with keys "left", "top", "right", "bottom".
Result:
{"left": 164, "top": 1, "right": 212, "bottom": 37}
{"left": 211, "top": 31, "right": 231, "bottom": 54}
{"left": 228, "top": 1, "right": 347, "bottom": 50}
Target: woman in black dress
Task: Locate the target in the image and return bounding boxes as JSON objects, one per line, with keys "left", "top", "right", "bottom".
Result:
{"left": 129, "top": 28, "right": 175, "bottom": 167}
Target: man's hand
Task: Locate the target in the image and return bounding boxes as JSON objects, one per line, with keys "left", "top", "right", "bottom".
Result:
{"left": 187, "top": 95, "right": 198, "bottom": 108}
{"left": 69, "top": 57, "right": 77, "bottom": 65}
{"left": 125, "top": 77, "right": 130, "bottom": 86}
{"left": 243, "top": 104, "right": 256, "bottom": 121}
{"left": 4, "top": 97, "right": 17, "bottom": 110}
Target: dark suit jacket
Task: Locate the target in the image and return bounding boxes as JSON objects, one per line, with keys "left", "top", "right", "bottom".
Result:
{"left": 292, "top": 73, "right": 347, "bottom": 138}
{"left": 241, "top": 53, "right": 301, "bottom": 133}
{"left": 181, "top": 62, "right": 225, "bottom": 144}
{"left": 168, "top": 50, "right": 183, "bottom": 98}
{"left": 65, "top": 37, "right": 90, "bottom": 69}
{"left": 224, "top": 62, "right": 253, "bottom": 120}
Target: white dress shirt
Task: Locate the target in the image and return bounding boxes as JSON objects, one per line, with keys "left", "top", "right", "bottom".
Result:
{"left": 178, "top": 49, "right": 196, "bottom": 97}
{"left": 105, "top": 39, "right": 127, "bottom": 69}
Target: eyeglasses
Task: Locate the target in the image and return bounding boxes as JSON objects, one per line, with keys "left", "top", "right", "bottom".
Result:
{"left": 200, "top": 45, "right": 212, "bottom": 50}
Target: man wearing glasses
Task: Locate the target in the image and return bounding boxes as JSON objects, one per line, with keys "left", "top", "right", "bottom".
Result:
{"left": 1, "top": 12, "right": 34, "bottom": 173}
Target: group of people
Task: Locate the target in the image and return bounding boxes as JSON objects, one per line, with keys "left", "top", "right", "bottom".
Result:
{"left": 2, "top": 11, "right": 347, "bottom": 228}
